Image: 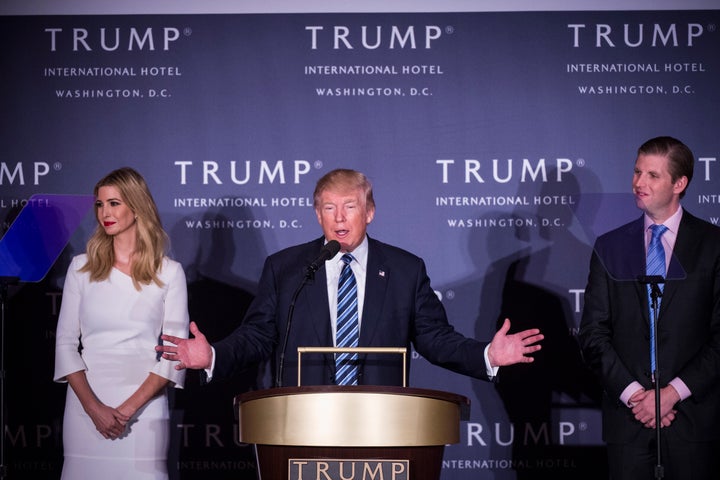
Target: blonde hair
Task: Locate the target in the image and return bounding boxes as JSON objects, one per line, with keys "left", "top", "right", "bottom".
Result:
{"left": 313, "top": 169, "right": 375, "bottom": 210}
{"left": 80, "top": 167, "right": 168, "bottom": 290}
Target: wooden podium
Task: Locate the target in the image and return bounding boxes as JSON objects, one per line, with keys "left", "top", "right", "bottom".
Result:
{"left": 235, "top": 385, "right": 470, "bottom": 480}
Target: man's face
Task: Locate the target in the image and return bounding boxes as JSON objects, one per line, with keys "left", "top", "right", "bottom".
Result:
{"left": 315, "top": 186, "right": 375, "bottom": 252}
{"left": 632, "top": 153, "right": 686, "bottom": 222}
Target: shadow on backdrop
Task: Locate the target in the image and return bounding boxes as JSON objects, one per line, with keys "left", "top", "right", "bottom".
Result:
{"left": 168, "top": 203, "right": 266, "bottom": 480}
{"left": 473, "top": 169, "right": 607, "bottom": 479}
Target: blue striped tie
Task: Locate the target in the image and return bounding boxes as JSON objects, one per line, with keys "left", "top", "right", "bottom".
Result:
{"left": 646, "top": 224, "right": 668, "bottom": 375}
{"left": 336, "top": 253, "right": 359, "bottom": 385}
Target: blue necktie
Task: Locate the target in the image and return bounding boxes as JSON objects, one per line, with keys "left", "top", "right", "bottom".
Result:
{"left": 336, "top": 253, "right": 359, "bottom": 385}
{"left": 646, "top": 224, "right": 668, "bottom": 375}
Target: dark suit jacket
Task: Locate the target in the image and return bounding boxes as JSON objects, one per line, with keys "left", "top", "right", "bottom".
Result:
{"left": 579, "top": 210, "right": 720, "bottom": 443}
{"left": 212, "top": 236, "right": 490, "bottom": 387}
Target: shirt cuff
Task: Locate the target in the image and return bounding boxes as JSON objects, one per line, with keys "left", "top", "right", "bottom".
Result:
{"left": 484, "top": 344, "right": 499, "bottom": 379}
{"left": 620, "top": 381, "right": 644, "bottom": 407}
{"left": 204, "top": 346, "right": 216, "bottom": 382}
{"left": 669, "top": 377, "right": 691, "bottom": 401}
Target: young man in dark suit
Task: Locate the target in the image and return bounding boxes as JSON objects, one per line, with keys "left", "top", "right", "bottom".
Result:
{"left": 579, "top": 136, "right": 720, "bottom": 479}
{"left": 158, "top": 168, "right": 543, "bottom": 387}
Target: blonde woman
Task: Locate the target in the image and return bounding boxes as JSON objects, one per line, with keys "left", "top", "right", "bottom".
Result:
{"left": 54, "top": 167, "right": 189, "bottom": 479}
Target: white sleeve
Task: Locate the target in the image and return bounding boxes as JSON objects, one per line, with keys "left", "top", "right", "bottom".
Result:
{"left": 152, "top": 259, "right": 190, "bottom": 388}
{"left": 53, "top": 256, "right": 88, "bottom": 383}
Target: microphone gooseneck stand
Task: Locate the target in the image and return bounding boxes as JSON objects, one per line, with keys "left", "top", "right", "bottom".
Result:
{"left": 648, "top": 279, "right": 664, "bottom": 480}
{"left": 0, "top": 276, "right": 19, "bottom": 480}
{"left": 275, "top": 273, "right": 311, "bottom": 388}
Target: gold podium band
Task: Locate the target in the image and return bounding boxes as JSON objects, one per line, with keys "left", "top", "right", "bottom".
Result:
{"left": 238, "top": 390, "right": 461, "bottom": 446}
{"left": 297, "top": 347, "right": 407, "bottom": 387}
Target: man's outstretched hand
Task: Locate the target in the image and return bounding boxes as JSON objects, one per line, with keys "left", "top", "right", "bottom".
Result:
{"left": 487, "top": 318, "right": 543, "bottom": 367}
{"left": 156, "top": 321, "right": 213, "bottom": 370}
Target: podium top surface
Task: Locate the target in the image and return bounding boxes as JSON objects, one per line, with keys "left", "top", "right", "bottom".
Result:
{"left": 235, "top": 385, "right": 471, "bottom": 447}
{"left": 236, "top": 385, "right": 470, "bottom": 418}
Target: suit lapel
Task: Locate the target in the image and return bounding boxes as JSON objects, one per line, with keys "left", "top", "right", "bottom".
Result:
{"left": 296, "top": 239, "right": 333, "bottom": 352}
{"left": 302, "top": 268, "right": 332, "bottom": 343}
{"left": 659, "top": 213, "right": 696, "bottom": 317}
{"left": 295, "top": 252, "right": 335, "bottom": 381}
{"left": 359, "top": 239, "right": 389, "bottom": 346}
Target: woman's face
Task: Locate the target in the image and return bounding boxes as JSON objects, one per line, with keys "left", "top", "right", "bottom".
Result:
{"left": 95, "top": 185, "right": 137, "bottom": 238}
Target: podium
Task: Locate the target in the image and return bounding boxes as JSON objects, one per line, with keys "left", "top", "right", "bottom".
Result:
{"left": 235, "top": 385, "right": 470, "bottom": 480}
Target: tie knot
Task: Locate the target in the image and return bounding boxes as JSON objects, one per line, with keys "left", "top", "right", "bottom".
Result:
{"left": 650, "top": 224, "right": 668, "bottom": 239}
{"left": 342, "top": 253, "right": 354, "bottom": 266}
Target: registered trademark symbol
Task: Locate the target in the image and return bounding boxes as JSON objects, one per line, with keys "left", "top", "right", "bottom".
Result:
{"left": 707, "top": 24, "right": 716, "bottom": 33}
{"left": 445, "top": 26, "right": 455, "bottom": 35}
{"left": 576, "top": 158, "right": 585, "bottom": 167}
{"left": 579, "top": 422, "right": 588, "bottom": 431}
{"left": 313, "top": 160, "right": 324, "bottom": 169}
{"left": 183, "top": 27, "right": 193, "bottom": 36}
{"left": 445, "top": 290, "right": 455, "bottom": 300}
{"left": 53, "top": 162, "right": 62, "bottom": 171}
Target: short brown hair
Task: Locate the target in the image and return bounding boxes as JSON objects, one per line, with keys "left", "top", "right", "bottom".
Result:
{"left": 638, "top": 136, "right": 694, "bottom": 199}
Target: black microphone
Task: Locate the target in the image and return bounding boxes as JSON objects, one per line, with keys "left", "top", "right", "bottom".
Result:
{"left": 276, "top": 240, "right": 342, "bottom": 387}
{"left": 637, "top": 275, "right": 665, "bottom": 284}
{"left": 306, "top": 240, "right": 341, "bottom": 276}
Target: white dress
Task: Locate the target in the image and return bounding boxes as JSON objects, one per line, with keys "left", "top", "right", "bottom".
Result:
{"left": 54, "top": 254, "right": 189, "bottom": 480}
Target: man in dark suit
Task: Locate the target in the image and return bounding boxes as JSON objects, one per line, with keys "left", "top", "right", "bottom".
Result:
{"left": 579, "top": 136, "right": 720, "bottom": 480}
{"left": 158, "top": 168, "right": 543, "bottom": 387}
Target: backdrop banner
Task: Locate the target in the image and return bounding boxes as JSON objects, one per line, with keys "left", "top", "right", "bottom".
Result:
{"left": 1, "top": 9, "right": 719, "bottom": 480}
